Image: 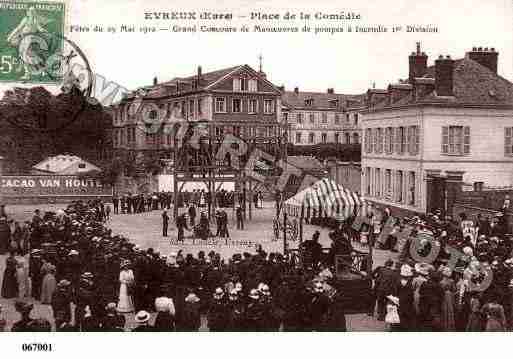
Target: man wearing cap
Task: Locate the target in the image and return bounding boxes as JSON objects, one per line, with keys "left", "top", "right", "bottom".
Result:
{"left": 207, "top": 287, "right": 228, "bottom": 331}
{"left": 51, "top": 280, "right": 73, "bottom": 329}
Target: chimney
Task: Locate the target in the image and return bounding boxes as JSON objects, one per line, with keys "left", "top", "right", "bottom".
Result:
{"left": 408, "top": 42, "right": 428, "bottom": 83}
{"left": 197, "top": 66, "right": 202, "bottom": 79}
{"left": 466, "top": 46, "right": 498, "bottom": 74}
{"left": 294, "top": 87, "right": 299, "bottom": 94}
{"left": 153, "top": 76, "right": 158, "bottom": 86}
{"left": 435, "top": 55, "right": 454, "bottom": 96}
{"left": 327, "top": 88, "right": 334, "bottom": 94}
{"left": 277, "top": 85, "right": 285, "bottom": 92}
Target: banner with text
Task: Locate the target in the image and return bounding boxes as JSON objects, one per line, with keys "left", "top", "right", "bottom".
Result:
{"left": 0, "top": 176, "right": 112, "bottom": 197}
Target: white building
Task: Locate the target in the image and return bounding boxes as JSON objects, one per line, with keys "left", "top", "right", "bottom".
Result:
{"left": 281, "top": 88, "right": 363, "bottom": 145}
{"left": 361, "top": 44, "right": 513, "bottom": 216}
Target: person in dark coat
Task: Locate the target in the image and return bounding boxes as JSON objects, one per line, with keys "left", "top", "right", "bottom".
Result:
{"left": 51, "top": 280, "right": 73, "bottom": 328}
{"left": 207, "top": 288, "right": 228, "bottom": 331}
{"left": 396, "top": 264, "right": 416, "bottom": 331}
{"left": 0, "top": 217, "right": 11, "bottom": 255}
{"left": 307, "top": 283, "right": 332, "bottom": 331}
{"left": 153, "top": 297, "right": 175, "bottom": 331}
{"left": 1, "top": 251, "right": 18, "bottom": 299}
{"left": 226, "top": 289, "right": 246, "bottom": 331}
{"left": 101, "top": 302, "right": 126, "bottom": 331}
{"left": 11, "top": 301, "right": 35, "bottom": 332}
{"left": 176, "top": 214, "right": 188, "bottom": 243}
{"left": 418, "top": 270, "right": 444, "bottom": 331}
{"left": 178, "top": 291, "right": 201, "bottom": 331}
{"left": 74, "top": 275, "right": 97, "bottom": 331}
{"left": 29, "top": 249, "right": 44, "bottom": 300}
{"left": 188, "top": 205, "right": 197, "bottom": 228}
{"left": 162, "top": 210, "right": 169, "bottom": 237}
{"left": 373, "top": 259, "right": 398, "bottom": 320}
{"left": 245, "top": 289, "right": 265, "bottom": 331}
{"left": 236, "top": 206, "right": 244, "bottom": 230}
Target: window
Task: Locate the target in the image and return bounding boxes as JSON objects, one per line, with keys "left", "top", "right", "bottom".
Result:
{"left": 309, "top": 113, "right": 315, "bottom": 123}
{"left": 296, "top": 132, "right": 302, "bottom": 144}
{"left": 215, "top": 126, "right": 224, "bottom": 137}
{"left": 197, "top": 98, "right": 202, "bottom": 115}
{"left": 335, "top": 114, "right": 340, "bottom": 124}
{"left": 408, "top": 126, "right": 419, "bottom": 155}
{"left": 371, "top": 128, "right": 377, "bottom": 152}
{"left": 248, "top": 99, "right": 257, "bottom": 113}
{"left": 353, "top": 133, "right": 359, "bottom": 144}
{"left": 365, "top": 128, "right": 372, "bottom": 153}
{"left": 365, "top": 167, "right": 371, "bottom": 195}
{"left": 334, "top": 133, "right": 340, "bottom": 143}
{"left": 346, "top": 113, "right": 350, "bottom": 122}
{"left": 346, "top": 133, "right": 351, "bottom": 144}
{"left": 264, "top": 99, "right": 274, "bottom": 114}
{"left": 329, "top": 99, "right": 338, "bottom": 108}
{"left": 189, "top": 100, "right": 194, "bottom": 117}
{"left": 397, "top": 127, "right": 406, "bottom": 154}
{"left": 308, "top": 132, "right": 315, "bottom": 143}
{"left": 396, "top": 170, "right": 404, "bottom": 203}
{"left": 233, "top": 78, "right": 241, "bottom": 91}
{"left": 506, "top": 127, "right": 513, "bottom": 156}
{"left": 442, "top": 126, "right": 470, "bottom": 155}
{"left": 321, "top": 133, "right": 327, "bottom": 143}
{"left": 167, "top": 134, "right": 173, "bottom": 146}
{"left": 385, "top": 127, "right": 393, "bottom": 153}
{"left": 248, "top": 79, "right": 257, "bottom": 92}
{"left": 215, "top": 97, "right": 226, "bottom": 113}
{"left": 297, "top": 113, "right": 303, "bottom": 124}
{"left": 181, "top": 101, "right": 186, "bottom": 117}
{"left": 283, "top": 112, "right": 288, "bottom": 122}
{"left": 305, "top": 99, "right": 313, "bottom": 107}
{"left": 408, "top": 172, "right": 416, "bottom": 205}
{"left": 354, "top": 113, "right": 359, "bottom": 126}
{"left": 232, "top": 98, "right": 242, "bottom": 113}
{"left": 375, "top": 168, "right": 381, "bottom": 197}
{"left": 240, "top": 78, "right": 248, "bottom": 91}
{"left": 322, "top": 113, "right": 327, "bottom": 123}
{"left": 385, "top": 169, "right": 392, "bottom": 199}
{"left": 377, "top": 128, "right": 383, "bottom": 153}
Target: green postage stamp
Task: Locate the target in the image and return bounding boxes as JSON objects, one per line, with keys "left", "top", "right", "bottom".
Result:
{"left": 0, "top": 0, "right": 66, "bottom": 84}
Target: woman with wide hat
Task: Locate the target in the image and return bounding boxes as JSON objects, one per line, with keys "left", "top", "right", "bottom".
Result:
{"left": 117, "top": 260, "right": 135, "bottom": 313}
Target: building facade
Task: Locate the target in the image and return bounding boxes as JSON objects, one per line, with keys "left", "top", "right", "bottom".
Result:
{"left": 362, "top": 44, "right": 513, "bottom": 216}
{"left": 281, "top": 88, "right": 363, "bottom": 146}
{"left": 111, "top": 64, "right": 284, "bottom": 159}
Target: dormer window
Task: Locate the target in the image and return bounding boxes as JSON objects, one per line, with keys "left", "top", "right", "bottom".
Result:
{"left": 305, "top": 98, "right": 314, "bottom": 107}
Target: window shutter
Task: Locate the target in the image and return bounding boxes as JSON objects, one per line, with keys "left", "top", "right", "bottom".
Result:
{"left": 505, "top": 127, "right": 512, "bottom": 156}
{"left": 233, "top": 78, "right": 240, "bottom": 91}
{"left": 442, "top": 126, "right": 449, "bottom": 154}
{"left": 463, "top": 126, "right": 470, "bottom": 154}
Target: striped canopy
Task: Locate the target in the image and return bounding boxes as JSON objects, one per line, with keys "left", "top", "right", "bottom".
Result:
{"left": 284, "top": 178, "right": 369, "bottom": 221}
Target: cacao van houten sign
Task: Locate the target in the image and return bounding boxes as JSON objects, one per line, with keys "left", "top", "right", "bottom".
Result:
{"left": 0, "top": 175, "right": 112, "bottom": 197}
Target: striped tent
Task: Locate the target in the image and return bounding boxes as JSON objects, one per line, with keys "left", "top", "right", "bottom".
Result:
{"left": 284, "top": 178, "right": 369, "bottom": 221}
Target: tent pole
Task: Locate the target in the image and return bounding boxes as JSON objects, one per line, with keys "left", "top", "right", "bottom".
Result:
{"left": 299, "top": 217, "right": 303, "bottom": 244}
{"left": 283, "top": 211, "right": 287, "bottom": 255}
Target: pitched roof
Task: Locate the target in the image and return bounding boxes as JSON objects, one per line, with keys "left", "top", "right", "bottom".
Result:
{"left": 370, "top": 57, "right": 513, "bottom": 111}
{"left": 32, "top": 155, "right": 101, "bottom": 174}
{"left": 282, "top": 91, "right": 364, "bottom": 110}
{"left": 286, "top": 156, "right": 325, "bottom": 171}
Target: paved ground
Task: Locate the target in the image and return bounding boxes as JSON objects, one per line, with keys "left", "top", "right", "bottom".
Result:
{"left": 0, "top": 202, "right": 392, "bottom": 331}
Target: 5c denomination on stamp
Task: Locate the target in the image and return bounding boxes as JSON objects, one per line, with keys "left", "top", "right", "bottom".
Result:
{"left": 0, "top": 0, "right": 65, "bottom": 84}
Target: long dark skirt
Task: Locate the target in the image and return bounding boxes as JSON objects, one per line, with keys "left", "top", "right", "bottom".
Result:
{"left": 1, "top": 267, "right": 19, "bottom": 298}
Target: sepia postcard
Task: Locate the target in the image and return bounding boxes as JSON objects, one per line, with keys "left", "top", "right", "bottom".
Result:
{"left": 0, "top": 0, "right": 512, "bottom": 357}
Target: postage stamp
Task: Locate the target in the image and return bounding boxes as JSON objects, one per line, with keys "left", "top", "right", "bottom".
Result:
{"left": 0, "top": 0, "right": 66, "bottom": 84}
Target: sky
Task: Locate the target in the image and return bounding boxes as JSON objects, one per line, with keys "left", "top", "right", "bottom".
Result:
{"left": 0, "top": 0, "right": 512, "bottom": 98}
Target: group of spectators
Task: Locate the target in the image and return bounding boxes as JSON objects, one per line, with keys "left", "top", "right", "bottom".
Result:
{"left": 0, "top": 200, "right": 348, "bottom": 332}
{"left": 366, "top": 205, "right": 513, "bottom": 331}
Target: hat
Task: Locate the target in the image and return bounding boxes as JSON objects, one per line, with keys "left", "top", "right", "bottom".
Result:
{"left": 462, "top": 247, "right": 473, "bottom": 256}
{"left": 400, "top": 264, "right": 413, "bottom": 277}
{"left": 57, "top": 279, "right": 71, "bottom": 288}
{"left": 415, "top": 263, "right": 431, "bottom": 276}
{"left": 134, "top": 311, "right": 151, "bottom": 323}
{"left": 261, "top": 284, "right": 270, "bottom": 293}
{"left": 313, "top": 282, "right": 324, "bottom": 293}
{"left": 14, "top": 301, "right": 34, "bottom": 313}
{"left": 386, "top": 295, "right": 400, "bottom": 306}
{"left": 185, "top": 293, "right": 200, "bottom": 303}
{"left": 249, "top": 289, "right": 260, "bottom": 299}
{"left": 68, "top": 249, "right": 79, "bottom": 256}
{"left": 105, "top": 302, "right": 117, "bottom": 312}
{"left": 155, "top": 297, "right": 174, "bottom": 312}
{"left": 81, "top": 272, "right": 94, "bottom": 280}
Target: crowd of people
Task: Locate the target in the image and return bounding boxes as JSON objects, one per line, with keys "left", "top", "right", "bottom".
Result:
{"left": 0, "top": 200, "right": 348, "bottom": 332}
{"left": 364, "top": 206, "right": 513, "bottom": 331}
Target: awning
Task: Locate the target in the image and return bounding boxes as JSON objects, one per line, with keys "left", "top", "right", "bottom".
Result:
{"left": 284, "top": 178, "right": 369, "bottom": 221}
